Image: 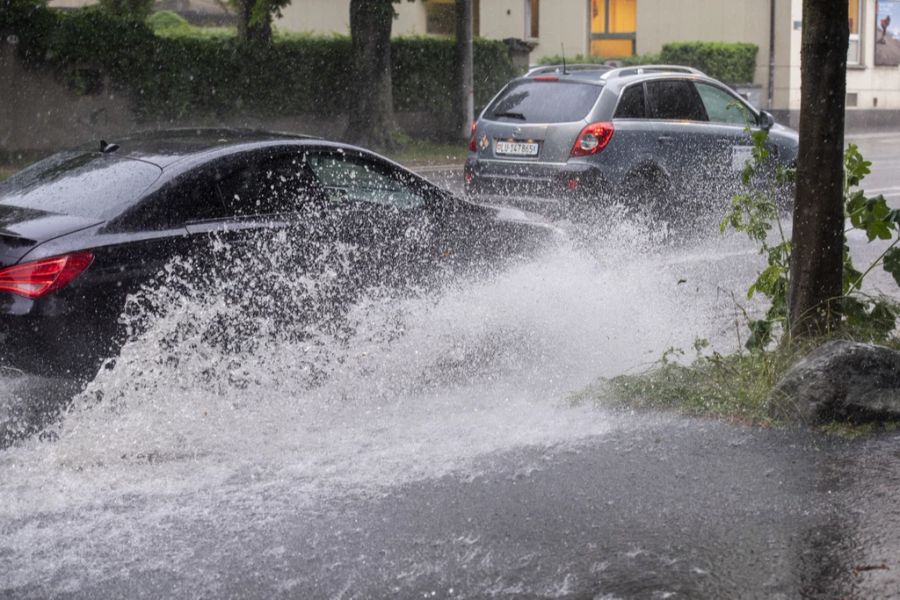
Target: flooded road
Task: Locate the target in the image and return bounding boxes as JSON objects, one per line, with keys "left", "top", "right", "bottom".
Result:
{"left": 2, "top": 135, "right": 900, "bottom": 598}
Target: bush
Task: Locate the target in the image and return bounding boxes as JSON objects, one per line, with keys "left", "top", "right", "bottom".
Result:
{"left": 1, "top": 4, "right": 516, "bottom": 135}
{"left": 537, "top": 52, "right": 661, "bottom": 67}
{"left": 660, "top": 41, "right": 758, "bottom": 83}
{"left": 147, "top": 10, "right": 192, "bottom": 35}
{"left": 537, "top": 43, "right": 754, "bottom": 83}
{"left": 98, "top": 0, "right": 154, "bottom": 21}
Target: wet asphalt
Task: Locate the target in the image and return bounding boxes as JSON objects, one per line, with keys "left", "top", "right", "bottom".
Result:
{"left": 7, "top": 416, "right": 898, "bottom": 599}
{"left": 2, "top": 131, "right": 900, "bottom": 599}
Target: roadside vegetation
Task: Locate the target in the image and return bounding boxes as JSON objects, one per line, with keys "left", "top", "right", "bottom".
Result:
{"left": 1, "top": 2, "right": 515, "bottom": 139}
{"left": 539, "top": 41, "right": 758, "bottom": 84}
{"left": 582, "top": 133, "right": 900, "bottom": 435}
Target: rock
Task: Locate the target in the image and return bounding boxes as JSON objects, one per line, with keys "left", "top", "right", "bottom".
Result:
{"left": 769, "top": 340, "right": 900, "bottom": 424}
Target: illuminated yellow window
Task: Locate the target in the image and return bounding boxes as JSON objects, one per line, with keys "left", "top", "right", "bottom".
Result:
{"left": 848, "top": 0, "right": 861, "bottom": 64}
{"left": 590, "top": 0, "right": 637, "bottom": 58}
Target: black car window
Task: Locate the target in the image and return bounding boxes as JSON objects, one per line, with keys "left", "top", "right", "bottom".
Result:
{"left": 614, "top": 83, "right": 646, "bottom": 118}
{"left": 216, "top": 154, "right": 319, "bottom": 216}
{"left": 485, "top": 80, "right": 603, "bottom": 123}
{"left": 694, "top": 82, "right": 753, "bottom": 125}
{"left": 646, "top": 80, "right": 708, "bottom": 121}
{"left": 0, "top": 152, "right": 161, "bottom": 219}
{"left": 305, "top": 152, "right": 426, "bottom": 210}
{"left": 116, "top": 174, "right": 228, "bottom": 230}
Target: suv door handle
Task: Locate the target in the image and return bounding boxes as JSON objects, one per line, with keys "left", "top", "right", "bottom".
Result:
{"left": 657, "top": 136, "right": 675, "bottom": 144}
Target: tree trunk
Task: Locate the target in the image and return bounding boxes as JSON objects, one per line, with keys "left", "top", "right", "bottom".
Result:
{"left": 345, "top": 0, "right": 397, "bottom": 151}
{"left": 236, "top": 0, "right": 273, "bottom": 46}
{"left": 788, "top": 0, "right": 848, "bottom": 339}
{"left": 455, "top": 0, "right": 474, "bottom": 141}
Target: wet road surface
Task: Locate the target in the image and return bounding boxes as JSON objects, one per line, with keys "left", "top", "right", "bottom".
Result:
{"left": 2, "top": 130, "right": 900, "bottom": 599}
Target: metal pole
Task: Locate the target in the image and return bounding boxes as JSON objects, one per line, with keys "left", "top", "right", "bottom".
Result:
{"left": 457, "top": 0, "right": 474, "bottom": 139}
{"left": 768, "top": 0, "right": 776, "bottom": 109}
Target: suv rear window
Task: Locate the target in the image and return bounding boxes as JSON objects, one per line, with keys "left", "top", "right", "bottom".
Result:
{"left": 0, "top": 152, "right": 162, "bottom": 219}
{"left": 485, "top": 80, "right": 603, "bottom": 123}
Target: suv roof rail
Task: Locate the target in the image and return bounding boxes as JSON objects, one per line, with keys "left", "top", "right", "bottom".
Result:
{"left": 600, "top": 65, "right": 705, "bottom": 79}
{"left": 525, "top": 64, "right": 613, "bottom": 77}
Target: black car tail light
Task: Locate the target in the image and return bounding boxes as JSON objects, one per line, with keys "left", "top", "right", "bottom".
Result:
{"left": 468, "top": 120, "right": 478, "bottom": 152}
{"left": 571, "top": 122, "right": 614, "bottom": 156}
{"left": 0, "top": 252, "right": 94, "bottom": 299}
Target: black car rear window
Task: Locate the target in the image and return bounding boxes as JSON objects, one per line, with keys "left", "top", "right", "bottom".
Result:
{"left": 0, "top": 152, "right": 162, "bottom": 219}
{"left": 485, "top": 80, "right": 603, "bottom": 123}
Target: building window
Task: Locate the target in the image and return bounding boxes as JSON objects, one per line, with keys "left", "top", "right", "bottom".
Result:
{"left": 848, "top": 0, "right": 861, "bottom": 64}
{"left": 525, "top": 0, "right": 540, "bottom": 39}
{"left": 590, "top": 0, "right": 637, "bottom": 58}
{"left": 425, "top": 0, "right": 480, "bottom": 37}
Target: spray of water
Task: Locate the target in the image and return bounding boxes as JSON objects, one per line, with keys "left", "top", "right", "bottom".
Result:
{"left": 0, "top": 217, "right": 765, "bottom": 591}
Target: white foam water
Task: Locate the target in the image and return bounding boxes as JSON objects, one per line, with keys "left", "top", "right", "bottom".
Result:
{"left": 0, "top": 221, "right": 765, "bottom": 592}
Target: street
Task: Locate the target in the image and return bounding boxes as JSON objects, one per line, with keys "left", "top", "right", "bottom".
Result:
{"left": 2, "top": 131, "right": 900, "bottom": 599}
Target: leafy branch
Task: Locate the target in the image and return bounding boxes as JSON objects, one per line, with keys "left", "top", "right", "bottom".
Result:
{"left": 721, "top": 133, "right": 900, "bottom": 349}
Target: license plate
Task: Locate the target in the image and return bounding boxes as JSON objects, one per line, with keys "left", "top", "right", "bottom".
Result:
{"left": 495, "top": 140, "right": 539, "bottom": 157}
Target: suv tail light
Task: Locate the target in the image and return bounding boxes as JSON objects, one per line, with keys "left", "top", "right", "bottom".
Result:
{"left": 0, "top": 252, "right": 94, "bottom": 299}
{"left": 468, "top": 120, "right": 478, "bottom": 152}
{"left": 571, "top": 122, "right": 614, "bottom": 156}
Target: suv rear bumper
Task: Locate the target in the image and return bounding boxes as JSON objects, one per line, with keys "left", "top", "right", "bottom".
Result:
{"left": 465, "top": 158, "right": 619, "bottom": 211}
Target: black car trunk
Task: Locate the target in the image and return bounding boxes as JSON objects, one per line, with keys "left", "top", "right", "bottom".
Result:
{"left": 0, "top": 205, "right": 103, "bottom": 267}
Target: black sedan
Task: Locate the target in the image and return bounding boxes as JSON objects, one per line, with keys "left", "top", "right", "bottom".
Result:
{"left": 0, "top": 129, "right": 551, "bottom": 378}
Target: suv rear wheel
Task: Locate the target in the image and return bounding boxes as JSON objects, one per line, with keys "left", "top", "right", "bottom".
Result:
{"left": 621, "top": 166, "right": 673, "bottom": 219}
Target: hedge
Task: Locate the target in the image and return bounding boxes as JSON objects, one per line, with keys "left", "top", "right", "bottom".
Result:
{"left": 537, "top": 42, "right": 757, "bottom": 84}
{"left": 660, "top": 42, "right": 758, "bottom": 84}
{"left": 1, "top": 2, "right": 517, "bottom": 133}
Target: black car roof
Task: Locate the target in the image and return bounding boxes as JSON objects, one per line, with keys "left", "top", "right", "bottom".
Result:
{"left": 88, "top": 128, "right": 321, "bottom": 168}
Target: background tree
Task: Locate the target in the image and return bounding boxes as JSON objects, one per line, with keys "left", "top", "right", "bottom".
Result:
{"left": 345, "top": 0, "right": 409, "bottom": 150}
{"left": 232, "top": 0, "right": 290, "bottom": 45}
{"left": 788, "top": 0, "right": 849, "bottom": 338}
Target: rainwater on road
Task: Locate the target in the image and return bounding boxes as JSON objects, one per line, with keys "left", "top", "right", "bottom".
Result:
{"left": 1, "top": 132, "right": 900, "bottom": 599}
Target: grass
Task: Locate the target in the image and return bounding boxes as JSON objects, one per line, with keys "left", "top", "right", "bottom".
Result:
{"left": 576, "top": 333, "right": 900, "bottom": 436}
{"left": 0, "top": 167, "right": 19, "bottom": 183}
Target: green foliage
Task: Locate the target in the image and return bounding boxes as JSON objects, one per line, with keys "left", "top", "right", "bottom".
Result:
{"left": 1, "top": 5, "right": 515, "bottom": 134}
{"left": 617, "top": 52, "right": 661, "bottom": 66}
{"left": 146, "top": 11, "right": 192, "bottom": 35}
{"left": 720, "top": 128, "right": 792, "bottom": 349}
{"left": 536, "top": 52, "right": 660, "bottom": 67}
{"left": 536, "top": 42, "right": 755, "bottom": 83}
{"left": 578, "top": 339, "right": 803, "bottom": 424}
{"left": 537, "top": 53, "right": 607, "bottom": 65}
{"left": 722, "top": 132, "right": 900, "bottom": 349}
{"left": 98, "top": 0, "right": 154, "bottom": 21}
{"left": 660, "top": 41, "right": 758, "bottom": 83}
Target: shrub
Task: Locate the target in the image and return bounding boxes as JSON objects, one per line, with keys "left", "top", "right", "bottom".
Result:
{"left": 660, "top": 41, "right": 758, "bottom": 83}
{"left": 2, "top": 4, "right": 516, "bottom": 135}
{"left": 98, "top": 0, "right": 154, "bottom": 21}
{"left": 147, "top": 10, "right": 192, "bottom": 35}
{"left": 537, "top": 52, "right": 662, "bottom": 67}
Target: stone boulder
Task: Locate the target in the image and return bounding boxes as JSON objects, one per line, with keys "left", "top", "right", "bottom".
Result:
{"left": 769, "top": 340, "right": 900, "bottom": 424}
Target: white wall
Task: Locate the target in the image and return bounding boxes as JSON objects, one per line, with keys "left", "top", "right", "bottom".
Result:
{"left": 846, "top": 0, "right": 900, "bottom": 111}
{"left": 529, "top": 0, "right": 591, "bottom": 62}
{"left": 277, "top": 0, "right": 426, "bottom": 36}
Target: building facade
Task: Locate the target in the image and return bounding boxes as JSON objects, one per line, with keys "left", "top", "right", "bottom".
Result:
{"left": 277, "top": 0, "right": 899, "bottom": 126}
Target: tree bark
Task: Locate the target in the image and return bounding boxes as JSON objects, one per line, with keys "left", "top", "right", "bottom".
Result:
{"left": 345, "top": 0, "right": 397, "bottom": 151}
{"left": 788, "top": 0, "right": 848, "bottom": 339}
{"left": 455, "top": 0, "right": 474, "bottom": 141}
{"left": 236, "top": 0, "right": 273, "bottom": 46}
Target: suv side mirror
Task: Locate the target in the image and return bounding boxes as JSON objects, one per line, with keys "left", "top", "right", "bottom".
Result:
{"left": 758, "top": 110, "right": 775, "bottom": 131}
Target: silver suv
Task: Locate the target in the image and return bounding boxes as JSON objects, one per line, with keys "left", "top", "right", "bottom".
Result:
{"left": 464, "top": 65, "right": 798, "bottom": 218}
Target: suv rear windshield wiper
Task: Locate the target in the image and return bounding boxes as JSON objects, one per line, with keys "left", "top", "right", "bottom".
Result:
{"left": 492, "top": 111, "right": 527, "bottom": 121}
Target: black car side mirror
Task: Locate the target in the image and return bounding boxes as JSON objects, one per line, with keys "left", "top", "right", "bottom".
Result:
{"left": 758, "top": 110, "right": 775, "bottom": 131}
